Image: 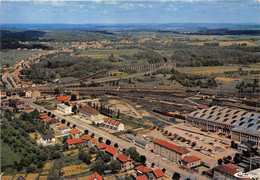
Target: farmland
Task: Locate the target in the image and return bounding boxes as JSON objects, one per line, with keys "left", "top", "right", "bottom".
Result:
{"left": 187, "top": 41, "right": 258, "bottom": 46}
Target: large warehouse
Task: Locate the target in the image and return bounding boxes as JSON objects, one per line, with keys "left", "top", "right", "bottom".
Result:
{"left": 186, "top": 106, "right": 260, "bottom": 146}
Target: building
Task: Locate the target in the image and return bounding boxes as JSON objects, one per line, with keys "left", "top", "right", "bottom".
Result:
{"left": 136, "top": 175, "right": 148, "bottom": 180}
{"left": 57, "top": 104, "right": 72, "bottom": 114}
{"left": 1, "top": 91, "right": 7, "bottom": 98}
{"left": 103, "top": 119, "right": 125, "bottom": 131}
{"left": 79, "top": 106, "right": 101, "bottom": 122}
{"left": 153, "top": 139, "right": 190, "bottom": 164}
{"left": 135, "top": 165, "right": 153, "bottom": 179}
{"left": 116, "top": 154, "right": 134, "bottom": 171}
{"left": 105, "top": 146, "right": 119, "bottom": 160}
{"left": 88, "top": 138, "right": 98, "bottom": 147}
{"left": 67, "top": 138, "right": 83, "bottom": 148}
{"left": 96, "top": 143, "right": 109, "bottom": 151}
{"left": 89, "top": 172, "right": 103, "bottom": 180}
{"left": 57, "top": 125, "right": 70, "bottom": 134}
{"left": 237, "top": 141, "right": 256, "bottom": 152}
{"left": 186, "top": 106, "right": 260, "bottom": 146}
{"left": 125, "top": 134, "right": 150, "bottom": 149}
{"left": 181, "top": 156, "right": 201, "bottom": 169}
{"left": 70, "top": 128, "right": 82, "bottom": 139}
{"left": 213, "top": 164, "right": 250, "bottom": 180}
{"left": 25, "top": 89, "right": 41, "bottom": 100}
{"left": 41, "top": 134, "right": 55, "bottom": 144}
{"left": 245, "top": 168, "right": 260, "bottom": 179}
{"left": 152, "top": 169, "right": 165, "bottom": 179}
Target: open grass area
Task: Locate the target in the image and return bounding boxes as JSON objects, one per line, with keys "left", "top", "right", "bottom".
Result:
{"left": 178, "top": 64, "right": 260, "bottom": 75}
{"left": 61, "top": 163, "right": 90, "bottom": 177}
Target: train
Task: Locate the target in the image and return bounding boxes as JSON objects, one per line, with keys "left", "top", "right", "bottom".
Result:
{"left": 152, "top": 109, "right": 186, "bottom": 120}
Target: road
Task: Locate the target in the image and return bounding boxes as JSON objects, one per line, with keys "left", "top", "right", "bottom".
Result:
{"left": 20, "top": 97, "right": 208, "bottom": 180}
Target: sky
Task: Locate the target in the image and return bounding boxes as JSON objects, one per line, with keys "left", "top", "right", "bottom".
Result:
{"left": 1, "top": 0, "right": 260, "bottom": 24}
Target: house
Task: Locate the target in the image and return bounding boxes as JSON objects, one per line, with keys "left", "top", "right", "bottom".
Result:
{"left": 103, "top": 119, "right": 125, "bottom": 131}
{"left": 41, "top": 134, "right": 55, "bottom": 144}
{"left": 135, "top": 165, "right": 153, "bottom": 178}
{"left": 57, "top": 125, "right": 70, "bottom": 134}
{"left": 89, "top": 172, "right": 102, "bottom": 180}
{"left": 96, "top": 143, "right": 109, "bottom": 151}
{"left": 136, "top": 175, "right": 148, "bottom": 180}
{"left": 213, "top": 164, "right": 250, "bottom": 180}
{"left": 152, "top": 169, "right": 165, "bottom": 179}
{"left": 88, "top": 138, "right": 98, "bottom": 147}
{"left": 105, "top": 146, "right": 119, "bottom": 160}
{"left": 1, "top": 91, "right": 7, "bottom": 98}
{"left": 70, "top": 128, "right": 82, "bottom": 139}
{"left": 116, "top": 154, "right": 134, "bottom": 171}
{"left": 25, "top": 89, "right": 41, "bottom": 100}
{"left": 67, "top": 138, "right": 83, "bottom": 148}
{"left": 53, "top": 96, "right": 70, "bottom": 106}
{"left": 153, "top": 139, "right": 190, "bottom": 165}
{"left": 48, "top": 118, "right": 60, "bottom": 127}
{"left": 57, "top": 104, "right": 72, "bottom": 114}
{"left": 125, "top": 134, "right": 150, "bottom": 149}
{"left": 79, "top": 106, "right": 101, "bottom": 122}
{"left": 182, "top": 156, "right": 201, "bottom": 169}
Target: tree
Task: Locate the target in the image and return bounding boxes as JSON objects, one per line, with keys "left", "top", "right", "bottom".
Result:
{"left": 67, "top": 122, "right": 70, "bottom": 127}
{"left": 61, "top": 119, "right": 66, "bottom": 124}
{"left": 191, "top": 142, "right": 196, "bottom": 147}
{"left": 89, "top": 147, "right": 96, "bottom": 154}
{"left": 70, "top": 94, "right": 77, "bottom": 101}
{"left": 96, "top": 137, "right": 102, "bottom": 143}
{"left": 117, "top": 109, "right": 120, "bottom": 119}
{"left": 54, "top": 88, "right": 60, "bottom": 95}
{"left": 106, "top": 139, "right": 111, "bottom": 145}
{"left": 110, "top": 160, "right": 121, "bottom": 172}
{"left": 91, "top": 133, "right": 95, "bottom": 138}
{"left": 126, "top": 147, "right": 141, "bottom": 162}
{"left": 90, "top": 159, "right": 107, "bottom": 175}
{"left": 72, "top": 124, "right": 76, "bottom": 128}
{"left": 84, "top": 129, "right": 89, "bottom": 134}
{"left": 172, "top": 172, "right": 181, "bottom": 180}
{"left": 140, "top": 155, "right": 146, "bottom": 165}
{"left": 47, "top": 112, "right": 51, "bottom": 116}
{"left": 51, "top": 114, "right": 56, "bottom": 118}
{"left": 114, "top": 143, "right": 118, "bottom": 148}
{"left": 78, "top": 150, "right": 92, "bottom": 164}
{"left": 151, "top": 163, "right": 155, "bottom": 168}
{"left": 227, "top": 156, "right": 232, "bottom": 160}
{"left": 218, "top": 159, "right": 223, "bottom": 165}
{"left": 162, "top": 168, "right": 166, "bottom": 173}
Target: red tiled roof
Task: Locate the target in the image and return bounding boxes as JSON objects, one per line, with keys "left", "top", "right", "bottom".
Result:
{"left": 153, "top": 169, "right": 164, "bottom": 178}
{"left": 136, "top": 175, "right": 148, "bottom": 180}
{"left": 58, "top": 125, "right": 68, "bottom": 130}
{"left": 1, "top": 91, "right": 6, "bottom": 95}
{"left": 116, "top": 154, "right": 132, "bottom": 163}
{"left": 67, "top": 138, "right": 83, "bottom": 145}
{"left": 154, "top": 139, "right": 190, "bottom": 154}
{"left": 225, "top": 163, "right": 238, "bottom": 170}
{"left": 214, "top": 164, "right": 239, "bottom": 177}
{"left": 90, "top": 138, "right": 98, "bottom": 144}
{"left": 135, "top": 165, "right": 152, "bottom": 173}
{"left": 89, "top": 172, "right": 102, "bottom": 180}
{"left": 70, "top": 128, "right": 82, "bottom": 135}
{"left": 80, "top": 106, "right": 99, "bottom": 115}
{"left": 97, "top": 143, "right": 108, "bottom": 150}
{"left": 56, "top": 96, "right": 70, "bottom": 101}
{"left": 182, "top": 156, "right": 201, "bottom": 163}
{"left": 105, "top": 146, "right": 118, "bottom": 155}
{"left": 81, "top": 135, "right": 91, "bottom": 141}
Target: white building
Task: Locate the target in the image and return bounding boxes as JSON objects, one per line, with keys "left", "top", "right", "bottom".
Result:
{"left": 57, "top": 125, "right": 70, "bottom": 134}
{"left": 57, "top": 104, "right": 72, "bottom": 114}
{"left": 25, "top": 89, "right": 41, "bottom": 100}
{"left": 103, "top": 119, "right": 125, "bottom": 131}
{"left": 40, "top": 134, "right": 55, "bottom": 144}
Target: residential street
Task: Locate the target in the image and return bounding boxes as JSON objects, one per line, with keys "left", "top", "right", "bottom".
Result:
{"left": 20, "top": 97, "right": 209, "bottom": 180}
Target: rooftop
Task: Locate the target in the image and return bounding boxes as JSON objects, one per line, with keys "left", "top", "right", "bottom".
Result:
{"left": 182, "top": 156, "right": 201, "bottom": 163}
{"left": 135, "top": 165, "right": 152, "bottom": 173}
{"left": 153, "top": 139, "right": 190, "bottom": 154}
{"left": 67, "top": 138, "right": 83, "bottom": 145}
{"left": 80, "top": 106, "right": 99, "bottom": 115}
{"left": 105, "top": 146, "right": 118, "bottom": 155}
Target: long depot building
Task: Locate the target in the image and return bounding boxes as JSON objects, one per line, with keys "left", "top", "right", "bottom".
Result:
{"left": 186, "top": 106, "right": 260, "bottom": 146}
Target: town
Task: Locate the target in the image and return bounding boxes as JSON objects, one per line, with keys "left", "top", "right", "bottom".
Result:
{"left": 1, "top": 1, "right": 260, "bottom": 180}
